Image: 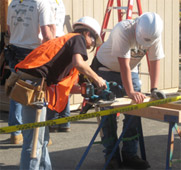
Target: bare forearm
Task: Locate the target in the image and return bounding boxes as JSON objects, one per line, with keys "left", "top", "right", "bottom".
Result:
{"left": 149, "top": 60, "right": 160, "bottom": 89}
{"left": 41, "top": 25, "right": 55, "bottom": 43}
{"left": 72, "top": 54, "right": 107, "bottom": 89}
{"left": 120, "top": 66, "right": 134, "bottom": 95}
{"left": 75, "top": 58, "right": 100, "bottom": 83}
{"left": 118, "top": 57, "right": 145, "bottom": 103}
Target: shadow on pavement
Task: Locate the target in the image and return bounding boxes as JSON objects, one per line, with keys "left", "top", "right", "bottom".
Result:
{"left": 49, "top": 135, "right": 181, "bottom": 170}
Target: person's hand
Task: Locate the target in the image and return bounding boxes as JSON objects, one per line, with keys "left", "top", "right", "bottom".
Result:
{"left": 94, "top": 76, "right": 107, "bottom": 90}
{"left": 151, "top": 88, "right": 166, "bottom": 99}
{"left": 128, "top": 91, "right": 146, "bottom": 104}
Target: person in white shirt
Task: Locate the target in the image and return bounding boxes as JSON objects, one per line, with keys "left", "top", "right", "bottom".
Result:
{"left": 6, "top": 0, "right": 55, "bottom": 168}
{"left": 91, "top": 12, "right": 165, "bottom": 169}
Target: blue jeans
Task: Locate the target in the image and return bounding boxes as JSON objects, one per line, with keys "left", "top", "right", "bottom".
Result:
{"left": 97, "top": 70, "right": 141, "bottom": 160}
{"left": 7, "top": 45, "right": 33, "bottom": 136}
{"left": 47, "top": 97, "right": 70, "bottom": 128}
{"left": 20, "top": 105, "right": 52, "bottom": 170}
{"left": 8, "top": 99, "right": 22, "bottom": 136}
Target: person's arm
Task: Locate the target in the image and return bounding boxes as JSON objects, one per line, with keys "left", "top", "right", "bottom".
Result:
{"left": 70, "top": 84, "right": 81, "bottom": 94}
{"left": 72, "top": 53, "right": 107, "bottom": 89}
{"left": 40, "top": 24, "right": 56, "bottom": 43}
{"left": 118, "top": 57, "right": 146, "bottom": 103}
{"left": 149, "top": 59, "right": 160, "bottom": 89}
{"left": 7, "top": 25, "right": 11, "bottom": 36}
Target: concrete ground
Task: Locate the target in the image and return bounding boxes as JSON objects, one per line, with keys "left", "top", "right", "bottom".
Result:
{"left": 0, "top": 109, "right": 181, "bottom": 170}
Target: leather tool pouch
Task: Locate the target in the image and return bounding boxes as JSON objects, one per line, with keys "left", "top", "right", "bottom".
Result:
{"left": 9, "top": 79, "right": 45, "bottom": 106}
{"left": 5, "top": 72, "right": 20, "bottom": 96}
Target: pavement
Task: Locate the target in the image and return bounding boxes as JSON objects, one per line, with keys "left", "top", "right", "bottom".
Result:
{"left": 0, "top": 108, "right": 181, "bottom": 170}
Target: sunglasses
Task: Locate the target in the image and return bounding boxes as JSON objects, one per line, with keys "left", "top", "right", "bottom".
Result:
{"left": 89, "top": 33, "right": 96, "bottom": 46}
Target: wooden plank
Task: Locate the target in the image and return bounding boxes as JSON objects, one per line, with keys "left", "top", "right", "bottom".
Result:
{"left": 156, "top": 0, "right": 165, "bottom": 90}
{"left": 63, "top": 0, "right": 73, "bottom": 33}
{"left": 126, "top": 106, "right": 181, "bottom": 123}
{"left": 72, "top": 0, "right": 83, "bottom": 22}
{"left": 96, "top": 95, "right": 181, "bottom": 123}
{"left": 83, "top": 0, "right": 93, "bottom": 17}
{"left": 171, "top": 0, "right": 179, "bottom": 88}
{"left": 158, "top": 102, "right": 181, "bottom": 110}
{"left": 164, "top": 0, "right": 172, "bottom": 89}
{"left": 148, "top": 0, "right": 156, "bottom": 11}
{"left": 93, "top": 0, "right": 104, "bottom": 25}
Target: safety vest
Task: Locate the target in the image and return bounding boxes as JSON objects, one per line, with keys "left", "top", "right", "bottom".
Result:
{"left": 47, "top": 68, "right": 79, "bottom": 112}
{"left": 15, "top": 33, "right": 80, "bottom": 112}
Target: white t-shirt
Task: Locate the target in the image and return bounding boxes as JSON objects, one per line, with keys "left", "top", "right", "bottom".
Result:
{"left": 97, "top": 19, "right": 165, "bottom": 72}
{"left": 49, "top": 0, "right": 65, "bottom": 37}
{"left": 7, "top": 0, "right": 55, "bottom": 49}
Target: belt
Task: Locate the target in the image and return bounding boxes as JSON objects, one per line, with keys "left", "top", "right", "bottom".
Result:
{"left": 17, "top": 70, "right": 41, "bottom": 81}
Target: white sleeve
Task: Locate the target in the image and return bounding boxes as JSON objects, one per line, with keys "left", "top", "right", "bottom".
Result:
{"left": 148, "top": 38, "right": 165, "bottom": 61}
{"left": 38, "top": 0, "right": 56, "bottom": 26}
{"left": 111, "top": 24, "right": 131, "bottom": 58}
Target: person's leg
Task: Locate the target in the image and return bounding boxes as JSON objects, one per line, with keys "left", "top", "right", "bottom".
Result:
{"left": 97, "top": 71, "right": 123, "bottom": 168}
{"left": 8, "top": 99, "right": 23, "bottom": 144}
{"left": 59, "top": 97, "right": 70, "bottom": 131}
{"left": 121, "top": 72, "right": 150, "bottom": 169}
{"left": 8, "top": 46, "right": 33, "bottom": 144}
{"left": 20, "top": 106, "right": 52, "bottom": 170}
{"left": 47, "top": 97, "right": 70, "bottom": 132}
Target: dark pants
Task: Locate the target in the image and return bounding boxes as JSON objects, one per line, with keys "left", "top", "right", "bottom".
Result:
{"left": 97, "top": 70, "right": 141, "bottom": 160}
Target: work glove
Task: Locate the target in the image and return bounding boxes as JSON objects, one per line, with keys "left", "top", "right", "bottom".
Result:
{"left": 151, "top": 88, "right": 166, "bottom": 99}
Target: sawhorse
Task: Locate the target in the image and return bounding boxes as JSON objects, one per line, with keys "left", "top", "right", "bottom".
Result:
{"left": 76, "top": 98, "right": 181, "bottom": 170}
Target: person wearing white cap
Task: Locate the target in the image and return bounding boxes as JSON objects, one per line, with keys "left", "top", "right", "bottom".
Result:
{"left": 91, "top": 12, "right": 166, "bottom": 169}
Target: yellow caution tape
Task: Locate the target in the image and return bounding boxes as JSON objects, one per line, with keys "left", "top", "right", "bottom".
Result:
{"left": 0, "top": 96, "right": 181, "bottom": 134}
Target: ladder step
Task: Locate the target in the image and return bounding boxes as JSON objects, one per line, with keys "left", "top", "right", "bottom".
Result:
{"left": 102, "top": 29, "right": 112, "bottom": 32}
{"left": 108, "top": 6, "right": 128, "bottom": 11}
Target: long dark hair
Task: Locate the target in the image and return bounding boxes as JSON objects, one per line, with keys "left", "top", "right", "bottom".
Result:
{"left": 73, "top": 27, "right": 97, "bottom": 52}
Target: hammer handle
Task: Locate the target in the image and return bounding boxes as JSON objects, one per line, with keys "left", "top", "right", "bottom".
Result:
{"left": 31, "top": 109, "right": 41, "bottom": 158}
{"left": 31, "top": 77, "right": 45, "bottom": 158}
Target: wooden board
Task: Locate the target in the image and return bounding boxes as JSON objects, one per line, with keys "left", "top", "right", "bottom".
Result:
{"left": 96, "top": 95, "right": 181, "bottom": 123}
{"left": 126, "top": 106, "right": 181, "bottom": 123}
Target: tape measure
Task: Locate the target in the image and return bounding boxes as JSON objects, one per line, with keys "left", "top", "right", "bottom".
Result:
{"left": 0, "top": 96, "right": 180, "bottom": 134}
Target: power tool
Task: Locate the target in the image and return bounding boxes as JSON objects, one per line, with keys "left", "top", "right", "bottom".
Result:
{"left": 80, "top": 81, "right": 117, "bottom": 114}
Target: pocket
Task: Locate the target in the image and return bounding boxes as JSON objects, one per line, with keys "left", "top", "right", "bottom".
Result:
{"left": 5, "top": 72, "right": 20, "bottom": 96}
{"left": 9, "top": 79, "right": 35, "bottom": 105}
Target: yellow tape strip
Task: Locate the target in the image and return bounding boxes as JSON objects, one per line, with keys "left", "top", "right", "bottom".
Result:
{"left": 0, "top": 96, "right": 181, "bottom": 134}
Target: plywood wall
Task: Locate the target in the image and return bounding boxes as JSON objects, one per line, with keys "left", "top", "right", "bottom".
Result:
{"left": 62, "top": 0, "right": 179, "bottom": 105}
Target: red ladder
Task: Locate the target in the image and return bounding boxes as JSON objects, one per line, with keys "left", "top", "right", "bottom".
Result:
{"left": 97, "top": 0, "right": 150, "bottom": 72}
{"left": 100, "top": 0, "right": 143, "bottom": 43}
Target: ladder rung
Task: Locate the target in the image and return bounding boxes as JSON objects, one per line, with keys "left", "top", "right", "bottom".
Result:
{"left": 102, "top": 29, "right": 112, "bottom": 32}
{"left": 108, "top": 6, "right": 128, "bottom": 11}
{"left": 139, "top": 72, "right": 149, "bottom": 76}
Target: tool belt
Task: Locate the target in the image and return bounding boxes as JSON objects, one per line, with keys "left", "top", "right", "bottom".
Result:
{"left": 90, "top": 56, "right": 108, "bottom": 72}
{"left": 5, "top": 71, "right": 46, "bottom": 107}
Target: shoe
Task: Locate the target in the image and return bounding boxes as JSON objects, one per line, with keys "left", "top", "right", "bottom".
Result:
{"left": 58, "top": 127, "right": 71, "bottom": 132}
{"left": 105, "top": 157, "right": 123, "bottom": 170}
{"left": 49, "top": 126, "right": 59, "bottom": 133}
{"left": 10, "top": 134, "right": 23, "bottom": 144}
{"left": 122, "top": 152, "right": 150, "bottom": 169}
{"left": 49, "top": 126, "right": 71, "bottom": 133}
{"left": 47, "top": 138, "right": 52, "bottom": 146}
